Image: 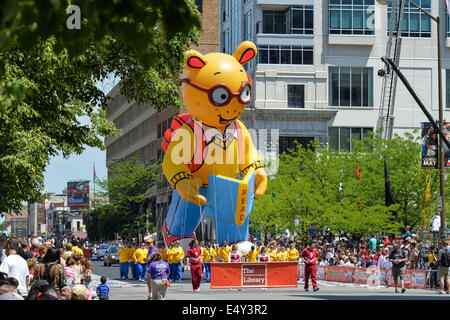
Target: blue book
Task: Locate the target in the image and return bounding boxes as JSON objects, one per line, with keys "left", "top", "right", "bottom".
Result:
{"left": 203, "top": 168, "right": 255, "bottom": 226}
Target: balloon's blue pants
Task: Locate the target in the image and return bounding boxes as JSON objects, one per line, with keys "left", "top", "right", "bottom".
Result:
{"left": 165, "top": 188, "right": 249, "bottom": 244}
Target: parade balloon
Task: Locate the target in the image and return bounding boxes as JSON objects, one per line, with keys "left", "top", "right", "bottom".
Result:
{"left": 161, "top": 41, "right": 267, "bottom": 247}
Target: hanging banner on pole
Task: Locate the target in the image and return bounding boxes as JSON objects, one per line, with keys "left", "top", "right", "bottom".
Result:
{"left": 421, "top": 122, "right": 450, "bottom": 169}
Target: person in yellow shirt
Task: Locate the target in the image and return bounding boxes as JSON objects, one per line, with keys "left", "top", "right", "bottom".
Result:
{"left": 117, "top": 242, "right": 133, "bottom": 280}
{"left": 267, "top": 242, "right": 278, "bottom": 262}
{"left": 158, "top": 242, "right": 168, "bottom": 262}
{"left": 277, "top": 246, "right": 288, "bottom": 262}
{"left": 217, "top": 241, "right": 231, "bottom": 262}
{"left": 202, "top": 242, "right": 217, "bottom": 282}
{"left": 171, "top": 240, "right": 185, "bottom": 282}
{"left": 287, "top": 243, "right": 300, "bottom": 262}
{"left": 130, "top": 242, "right": 138, "bottom": 280}
{"left": 246, "top": 245, "right": 259, "bottom": 262}
{"left": 133, "top": 242, "right": 149, "bottom": 282}
{"left": 167, "top": 242, "right": 176, "bottom": 282}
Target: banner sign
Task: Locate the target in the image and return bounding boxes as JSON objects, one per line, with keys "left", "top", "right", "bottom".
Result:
{"left": 420, "top": 122, "right": 450, "bottom": 169}
{"left": 297, "top": 265, "right": 427, "bottom": 289}
{"left": 67, "top": 180, "right": 90, "bottom": 207}
{"left": 210, "top": 262, "right": 298, "bottom": 289}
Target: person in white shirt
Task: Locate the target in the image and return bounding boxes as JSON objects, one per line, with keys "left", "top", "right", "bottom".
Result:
{"left": 430, "top": 213, "right": 441, "bottom": 241}
{"left": 0, "top": 238, "right": 29, "bottom": 297}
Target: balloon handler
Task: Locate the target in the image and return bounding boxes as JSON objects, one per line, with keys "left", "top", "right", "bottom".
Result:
{"left": 161, "top": 41, "right": 267, "bottom": 253}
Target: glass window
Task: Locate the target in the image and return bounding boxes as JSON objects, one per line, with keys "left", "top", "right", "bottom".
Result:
{"left": 195, "top": 0, "right": 202, "bottom": 14}
{"left": 288, "top": 85, "right": 305, "bottom": 108}
{"left": 291, "top": 5, "right": 314, "bottom": 35}
{"left": 387, "top": 0, "right": 431, "bottom": 38}
{"left": 329, "top": 127, "right": 372, "bottom": 151}
{"left": 263, "top": 10, "right": 287, "bottom": 34}
{"left": 258, "top": 46, "right": 313, "bottom": 65}
{"left": 329, "top": 0, "right": 375, "bottom": 35}
{"left": 340, "top": 127, "right": 351, "bottom": 152}
{"left": 329, "top": 66, "right": 373, "bottom": 107}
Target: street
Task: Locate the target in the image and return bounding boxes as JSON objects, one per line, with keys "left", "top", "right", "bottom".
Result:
{"left": 90, "top": 260, "right": 450, "bottom": 301}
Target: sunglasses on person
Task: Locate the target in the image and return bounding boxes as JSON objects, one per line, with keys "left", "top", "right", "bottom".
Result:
{"left": 180, "top": 75, "right": 253, "bottom": 107}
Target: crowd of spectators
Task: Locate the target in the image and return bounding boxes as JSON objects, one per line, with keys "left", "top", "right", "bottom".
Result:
{"left": 0, "top": 234, "right": 108, "bottom": 300}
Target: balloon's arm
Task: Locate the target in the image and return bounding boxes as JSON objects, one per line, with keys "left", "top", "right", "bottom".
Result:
{"left": 162, "top": 127, "right": 206, "bottom": 206}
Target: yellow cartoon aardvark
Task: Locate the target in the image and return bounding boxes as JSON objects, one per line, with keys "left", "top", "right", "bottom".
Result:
{"left": 161, "top": 41, "right": 267, "bottom": 247}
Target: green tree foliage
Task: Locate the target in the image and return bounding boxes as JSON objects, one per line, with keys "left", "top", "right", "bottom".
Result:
{"left": 0, "top": 1, "right": 201, "bottom": 214}
{"left": 251, "top": 132, "right": 438, "bottom": 240}
{"left": 88, "top": 156, "right": 161, "bottom": 240}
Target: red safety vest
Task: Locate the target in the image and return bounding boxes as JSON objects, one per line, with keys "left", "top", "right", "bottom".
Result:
{"left": 301, "top": 248, "right": 318, "bottom": 265}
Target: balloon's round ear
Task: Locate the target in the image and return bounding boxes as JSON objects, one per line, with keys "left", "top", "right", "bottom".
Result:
{"left": 233, "top": 41, "right": 257, "bottom": 65}
{"left": 185, "top": 50, "right": 207, "bottom": 70}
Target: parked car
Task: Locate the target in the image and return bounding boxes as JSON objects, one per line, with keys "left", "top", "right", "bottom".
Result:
{"left": 97, "top": 244, "right": 112, "bottom": 260}
{"left": 104, "top": 246, "right": 120, "bottom": 266}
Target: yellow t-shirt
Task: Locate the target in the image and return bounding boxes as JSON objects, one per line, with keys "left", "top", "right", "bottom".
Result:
{"left": 133, "top": 248, "right": 149, "bottom": 264}
{"left": 277, "top": 251, "right": 288, "bottom": 262}
{"left": 171, "top": 247, "right": 185, "bottom": 263}
{"left": 202, "top": 248, "right": 217, "bottom": 263}
{"left": 287, "top": 249, "right": 299, "bottom": 261}
{"left": 267, "top": 248, "right": 278, "bottom": 261}
{"left": 159, "top": 248, "right": 168, "bottom": 262}
{"left": 429, "top": 253, "right": 435, "bottom": 264}
{"left": 246, "top": 250, "right": 259, "bottom": 262}
{"left": 118, "top": 247, "right": 133, "bottom": 263}
{"left": 217, "top": 247, "right": 231, "bottom": 261}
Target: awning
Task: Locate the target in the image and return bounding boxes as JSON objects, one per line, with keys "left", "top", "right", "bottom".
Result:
{"left": 71, "top": 232, "right": 87, "bottom": 239}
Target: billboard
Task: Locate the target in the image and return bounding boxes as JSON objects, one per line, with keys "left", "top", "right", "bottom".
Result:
{"left": 67, "top": 181, "right": 90, "bottom": 207}
{"left": 420, "top": 122, "right": 450, "bottom": 169}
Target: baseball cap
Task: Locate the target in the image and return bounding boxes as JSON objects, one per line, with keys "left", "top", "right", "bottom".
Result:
{"left": 145, "top": 238, "right": 153, "bottom": 243}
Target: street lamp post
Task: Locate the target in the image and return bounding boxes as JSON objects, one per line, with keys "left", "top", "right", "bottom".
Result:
{"left": 377, "top": 0, "right": 446, "bottom": 240}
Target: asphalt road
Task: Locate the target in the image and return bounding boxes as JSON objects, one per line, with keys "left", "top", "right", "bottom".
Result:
{"left": 89, "top": 259, "right": 450, "bottom": 301}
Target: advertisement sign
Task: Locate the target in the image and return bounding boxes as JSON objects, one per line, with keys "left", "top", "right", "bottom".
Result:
{"left": 67, "top": 181, "right": 90, "bottom": 207}
{"left": 211, "top": 262, "right": 298, "bottom": 289}
{"left": 421, "top": 122, "right": 450, "bottom": 169}
{"left": 242, "top": 264, "right": 267, "bottom": 287}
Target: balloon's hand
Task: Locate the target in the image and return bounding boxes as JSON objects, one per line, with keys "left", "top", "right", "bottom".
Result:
{"left": 176, "top": 177, "right": 207, "bottom": 206}
{"left": 254, "top": 168, "right": 268, "bottom": 199}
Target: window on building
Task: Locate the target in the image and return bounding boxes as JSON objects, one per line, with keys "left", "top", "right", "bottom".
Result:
{"left": 279, "top": 136, "right": 314, "bottom": 154}
{"left": 195, "top": 0, "right": 202, "bottom": 14}
{"left": 258, "top": 45, "right": 313, "bottom": 65}
{"left": 288, "top": 85, "right": 305, "bottom": 108}
{"left": 243, "top": 10, "right": 252, "bottom": 41}
{"left": 387, "top": 0, "right": 431, "bottom": 38}
{"left": 329, "top": 67, "right": 373, "bottom": 107}
{"left": 263, "top": 10, "right": 287, "bottom": 34}
{"left": 222, "top": 29, "right": 230, "bottom": 53}
{"left": 222, "top": 0, "right": 229, "bottom": 22}
{"left": 329, "top": 0, "right": 375, "bottom": 35}
{"left": 77, "top": 221, "right": 80, "bottom": 231}
{"left": 329, "top": 127, "right": 373, "bottom": 151}
{"left": 291, "top": 5, "right": 314, "bottom": 35}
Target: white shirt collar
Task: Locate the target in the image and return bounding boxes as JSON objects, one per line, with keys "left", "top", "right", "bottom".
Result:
{"left": 193, "top": 119, "right": 239, "bottom": 144}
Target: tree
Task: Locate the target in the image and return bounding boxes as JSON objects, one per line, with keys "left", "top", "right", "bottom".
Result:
{"left": 91, "top": 156, "right": 161, "bottom": 240}
{"left": 250, "top": 132, "right": 437, "bottom": 239}
{"left": 0, "top": 1, "right": 201, "bottom": 214}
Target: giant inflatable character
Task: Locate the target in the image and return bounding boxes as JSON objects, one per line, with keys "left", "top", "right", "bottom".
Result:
{"left": 161, "top": 41, "right": 267, "bottom": 248}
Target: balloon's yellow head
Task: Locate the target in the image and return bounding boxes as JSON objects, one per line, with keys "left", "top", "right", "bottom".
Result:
{"left": 182, "top": 41, "right": 257, "bottom": 130}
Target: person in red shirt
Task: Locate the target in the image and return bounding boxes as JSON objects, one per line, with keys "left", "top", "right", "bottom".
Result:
{"left": 301, "top": 242, "right": 319, "bottom": 292}
{"left": 187, "top": 239, "right": 203, "bottom": 293}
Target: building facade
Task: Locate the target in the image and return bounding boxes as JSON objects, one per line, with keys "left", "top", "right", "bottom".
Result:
{"left": 28, "top": 200, "right": 47, "bottom": 238}
{"left": 5, "top": 205, "right": 28, "bottom": 238}
{"left": 105, "top": 0, "right": 220, "bottom": 239}
{"left": 221, "top": 0, "right": 450, "bottom": 157}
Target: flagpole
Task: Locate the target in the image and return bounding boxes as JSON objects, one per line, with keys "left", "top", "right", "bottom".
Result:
{"left": 93, "top": 163, "right": 96, "bottom": 209}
